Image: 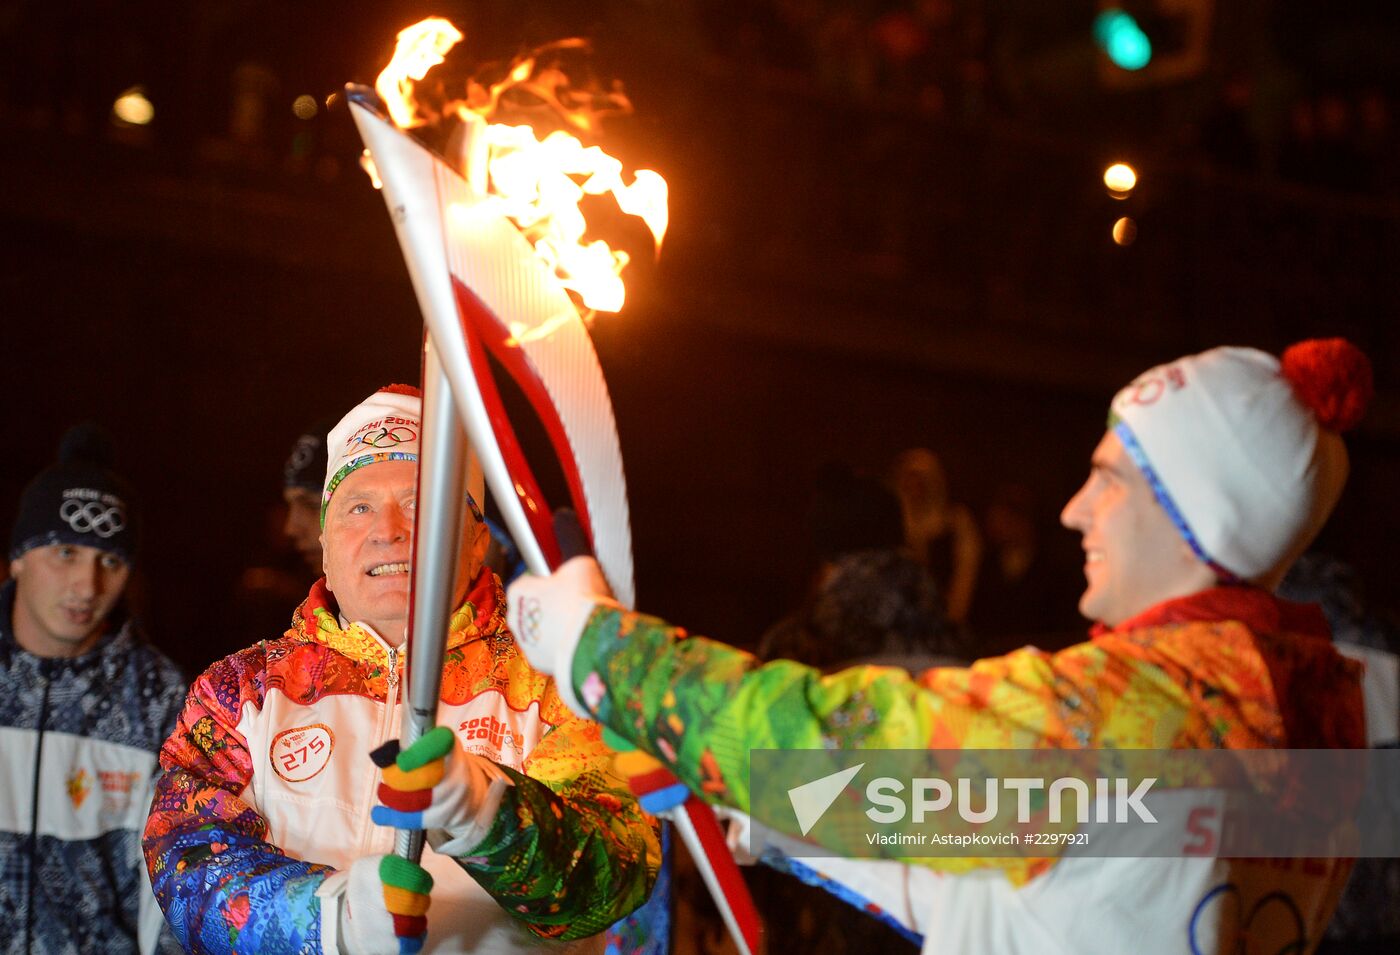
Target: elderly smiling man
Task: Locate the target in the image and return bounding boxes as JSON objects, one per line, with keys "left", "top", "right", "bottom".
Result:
{"left": 143, "top": 386, "right": 657, "bottom": 955}
{"left": 507, "top": 339, "right": 1373, "bottom": 955}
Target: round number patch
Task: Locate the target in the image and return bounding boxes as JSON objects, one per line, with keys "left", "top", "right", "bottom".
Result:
{"left": 270, "top": 724, "right": 335, "bottom": 782}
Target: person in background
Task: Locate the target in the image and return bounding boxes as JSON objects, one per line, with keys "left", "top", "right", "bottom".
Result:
{"left": 750, "top": 464, "right": 951, "bottom": 955}
{"left": 282, "top": 419, "right": 333, "bottom": 575}
{"left": 890, "top": 448, "right": 981, "bottom": 629}
{"left": 222, "top": 420, "right": 336, "bottom": 645}
{"left": 968, "top": 481, "right": 1081, "bottom": 656}
{"left": 758, "top": 462, "right": 961, "bottom": 671}
{"left": 1280, "top": 551, "right": 1400, "bottom": 953}
{"left": 0, "top": 425, "right": 186, "bottom": 954}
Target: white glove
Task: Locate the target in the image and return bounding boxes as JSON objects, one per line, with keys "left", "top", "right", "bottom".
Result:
{"left": 335, "top": 854, "right": 431, "bottom": 955}
{"left": 506, "top": 556, "right": 618, "bottom": 715}
{"left": 370, "top": 726, "right": 512, "bottom": 856}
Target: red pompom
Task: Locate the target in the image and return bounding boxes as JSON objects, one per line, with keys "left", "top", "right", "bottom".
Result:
{"left": 1280, "top": 338, "right": 1373, "bottom": 432}
{"left": 378, "top": 383, "right": 423, "bottom": 398}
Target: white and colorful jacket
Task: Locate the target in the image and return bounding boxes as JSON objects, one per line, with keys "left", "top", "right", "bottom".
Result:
{"left": 143, "top": 569, "right": 658, "bottom": 953}
{"left": 0, "top": 579, "right": 186, "bottom": 955}
{"left": 568, "top": 586, "right": 1366, "bottom": 955}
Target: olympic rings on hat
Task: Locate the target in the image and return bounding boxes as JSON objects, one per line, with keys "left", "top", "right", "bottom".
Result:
{"left": 357, "top": 426, "right": 417, "bottom": 450}
{"left": 59, "top": 499, "right": 127, "bottom": 538}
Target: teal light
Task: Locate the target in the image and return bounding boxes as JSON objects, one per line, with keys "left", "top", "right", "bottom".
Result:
{"left": 1093, "top": 10, "right": 1153, "bottom": 71}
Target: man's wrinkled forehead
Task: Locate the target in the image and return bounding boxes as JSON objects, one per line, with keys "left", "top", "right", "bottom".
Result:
{"left": 325, "top": 458, "right": 417, "bottom": 512}
{"left": 323, "top": 456, "right": 485, "bottom": 527}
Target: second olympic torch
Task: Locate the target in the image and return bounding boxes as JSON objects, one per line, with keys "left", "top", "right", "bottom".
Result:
{"left": 345, "top": 21, "right": 763, "bottom": 955}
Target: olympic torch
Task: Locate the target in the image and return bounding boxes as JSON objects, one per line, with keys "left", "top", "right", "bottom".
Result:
{"left": 350, "top": 20, "right": 767, "bottom": 946}
{"left": 346, "top": 20, "right": 762, "bottom": 953}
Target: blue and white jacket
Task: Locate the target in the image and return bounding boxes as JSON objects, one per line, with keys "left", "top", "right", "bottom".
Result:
{"left": 0, "top": 579, "right": 186, "bottom": 955}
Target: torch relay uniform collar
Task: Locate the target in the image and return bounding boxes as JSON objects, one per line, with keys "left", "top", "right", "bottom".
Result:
{"left": 292, "top": 565, "right": 508, "bottom": 669}
{"left": 1091, "top": 584, "right": 1331, "bottom": 642}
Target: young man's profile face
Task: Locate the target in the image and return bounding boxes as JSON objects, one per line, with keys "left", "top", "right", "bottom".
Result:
{"left": 320, "top": 460, "right": 488, "bottom": 640}
{"left": 1060, "top": 431, "right": 1215, "bottom": 627}
{"left": 9, "top": 543, "right": 130, "bottom": 657}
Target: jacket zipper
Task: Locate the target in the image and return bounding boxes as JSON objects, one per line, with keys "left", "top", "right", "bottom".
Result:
{"left": 26, "top": 661, "right": 53, "bottom": 955}
{"left": 359, "top": 643, "right": 401, "bottom": 855}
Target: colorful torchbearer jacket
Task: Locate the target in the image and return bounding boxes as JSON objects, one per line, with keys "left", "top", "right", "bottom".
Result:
{"left": 567, "top": 586, "right": 1366, "bottom": 955}
{"left": 143, "top": 569, "right": 658, "bottom": 954}
{"left": 0, "top": 579, "right": 186, "bottom": 955}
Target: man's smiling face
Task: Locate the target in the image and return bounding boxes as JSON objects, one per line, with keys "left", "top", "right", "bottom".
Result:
{"left": 1059, "top": 431, "right": 1215, "bottom": 627}
{"left": 320, "top": 460, "right": 487, "bottom": 640}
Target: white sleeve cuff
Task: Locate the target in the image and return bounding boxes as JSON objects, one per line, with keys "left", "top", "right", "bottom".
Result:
{"left": 315, "top": 870, "right": 350, "bottom": 955}
{"left": 550, "top": 599, "right": 618, "bottom": 718}
{"left": 429, "top": 775, "right": 511, "bottom": 857}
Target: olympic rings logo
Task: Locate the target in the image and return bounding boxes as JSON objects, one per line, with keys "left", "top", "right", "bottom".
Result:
{"left": 355, "top": 426, "right": 416, "bottom": 449}
{"left": 1189, "top": 883, "right": 1306, "bottom": 955}
{"left": 59, "top": 500, "right": 127, "bottom": 538}
{"left": 517, "top": 596, "right": 543, "bottom": 646}
{"left": 1119, "top": 366, "right": 1188, "bottom": 408}
{"left": 1126, "top": 378, "right": 1165, "bottom": 406}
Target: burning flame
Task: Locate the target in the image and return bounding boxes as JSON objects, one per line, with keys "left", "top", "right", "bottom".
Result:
{"left": 374, "top": 19, "right": 667, "bottom": 315}
{"left": 375, "top": 18, "right": 463, "bottom": 128}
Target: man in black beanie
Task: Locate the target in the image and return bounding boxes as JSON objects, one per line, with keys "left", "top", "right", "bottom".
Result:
{"left": 1, "top": 424, "right": 186, "bottom": 955}
{"left": 282, "top": 420, "right": 332, "bottom": 575}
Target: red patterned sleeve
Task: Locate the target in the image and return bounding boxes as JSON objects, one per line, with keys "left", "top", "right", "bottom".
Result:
{"left": 142, "top": 645, "right": 332, "bottom": 953}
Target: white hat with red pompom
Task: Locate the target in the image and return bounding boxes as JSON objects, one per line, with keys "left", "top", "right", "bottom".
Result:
{"left": 1109, "top": 338, "right": 1373, "bottom": 583}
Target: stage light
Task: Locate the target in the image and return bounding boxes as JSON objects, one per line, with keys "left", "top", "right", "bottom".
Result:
{"left": 112, "top": 87, "right": 154, "bottom": 126}
{"left": 1104, "top": 162, "right": 1137, "bottom": 196}
{"left": 1094, "top": 10, "right": 1152, "bottom": 71}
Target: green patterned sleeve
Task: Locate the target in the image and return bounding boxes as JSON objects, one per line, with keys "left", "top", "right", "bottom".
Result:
{"left": 568, "top": 606, "right": 955, "bottom": 813}
{"left": 568, "top": 606, "right": 1143, "bottom": 814}
{"left": 452, "top": 708, "right": 661, "bottom": 940}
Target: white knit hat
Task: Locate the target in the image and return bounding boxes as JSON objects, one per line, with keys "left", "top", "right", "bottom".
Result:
{"left": 1109, "top": 339, "right": 1372, "bottom": 582}
{"left": 321, "top": 385, "right": 423, "bottom": 526}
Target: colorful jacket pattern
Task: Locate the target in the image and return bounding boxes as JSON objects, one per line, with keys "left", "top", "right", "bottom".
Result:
{"left": 0, "top": 579, "right": 186, "bottom": 955}
{"left": 143, "top": 569, "right": 658, "bottom": 954}
{"left": 568, "top": 586, "right": 1365, "bottom": 953}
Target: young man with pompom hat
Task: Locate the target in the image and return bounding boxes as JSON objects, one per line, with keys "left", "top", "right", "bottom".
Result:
{"left": 141, "top": 386, "right": 658, "bottom": 955}
{"left": 504, "top": 339, "right": 1374, "bottom": 955}
{"left": 1, "top": 424, "right": 187, "bottom": 955}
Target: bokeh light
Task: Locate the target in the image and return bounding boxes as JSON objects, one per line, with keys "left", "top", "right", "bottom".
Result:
{"left": 1094, "top": 10, "right": 1153, "bottom": 71}
{"left": 112, "top": 87, "right": 154, "bottom": 126}
{"left": 1104, "top": 162, "right": 1137, "bottom": 196}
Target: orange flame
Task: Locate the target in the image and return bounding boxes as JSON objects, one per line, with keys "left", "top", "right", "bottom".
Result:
{"left": 374, "top": 18, "right": 463, "bottom": 128}
{"left": 375, "top": 18, "right": 667, "bottom": 315}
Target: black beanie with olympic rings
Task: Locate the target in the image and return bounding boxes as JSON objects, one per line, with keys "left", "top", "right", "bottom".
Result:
{"left": 9, "top": 424, "right": 139, "bottom": 562}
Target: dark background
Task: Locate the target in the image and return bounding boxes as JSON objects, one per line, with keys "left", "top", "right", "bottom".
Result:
{"left": 3, "top": 0, "right": 1398, "bottom": 676}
